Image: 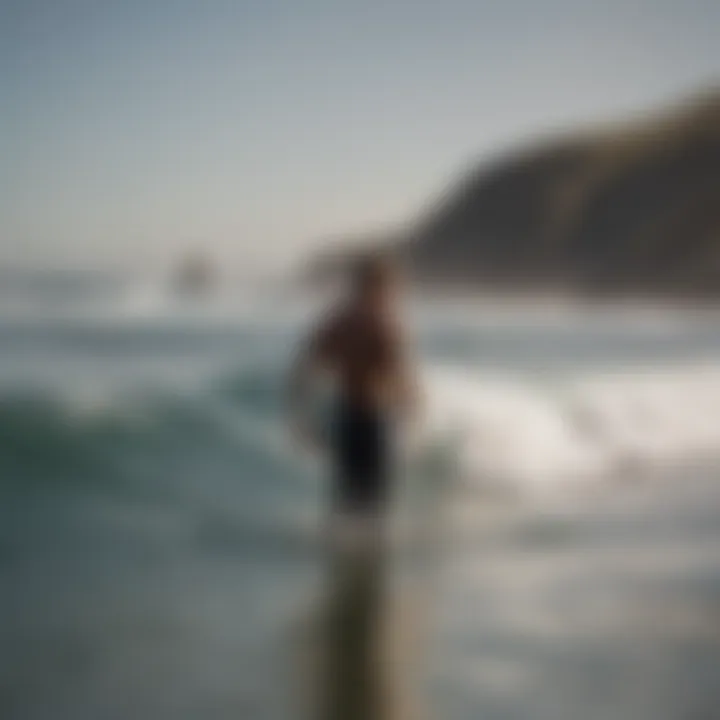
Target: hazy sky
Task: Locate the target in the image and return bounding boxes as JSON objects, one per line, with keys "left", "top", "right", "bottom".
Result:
{"left": 1, "top": 0, "right": 718, "bottom": 271}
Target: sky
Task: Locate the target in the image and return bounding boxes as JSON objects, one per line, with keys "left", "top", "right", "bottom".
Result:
{"left": 0, "top": 0, "right": 718, "bottom": 272}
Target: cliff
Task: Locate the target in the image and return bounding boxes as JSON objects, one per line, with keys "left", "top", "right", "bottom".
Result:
{"left": 310, "top": 89, "right": 720, "bottom": 297}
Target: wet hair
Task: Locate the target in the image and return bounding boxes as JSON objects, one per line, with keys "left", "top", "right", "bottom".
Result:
{"left": 352, "top": 251, "right": 398, "bottom": 294}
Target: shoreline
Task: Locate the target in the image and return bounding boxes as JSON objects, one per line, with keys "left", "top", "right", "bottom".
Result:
{"left": 404, "top": 285, "right": 720, "bottom": 320}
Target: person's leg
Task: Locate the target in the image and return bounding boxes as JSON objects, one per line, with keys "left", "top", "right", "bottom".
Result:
{"left": 320, "top": 404, "right": 392, "bottom": 719}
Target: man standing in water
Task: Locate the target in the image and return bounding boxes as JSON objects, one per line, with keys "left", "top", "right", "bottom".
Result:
{"left": 288, "top": 252, "right": 419, "bottom": 533}
{"left": 287, "top": 252, "right": 421, "bottom": 719}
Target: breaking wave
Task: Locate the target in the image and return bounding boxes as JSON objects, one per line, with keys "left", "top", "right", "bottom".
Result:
{"left": 423, "top": 362, "right": 720, "bottom": 496}
{"left": 4, "top": 358, "right": 720, "bottom": 505}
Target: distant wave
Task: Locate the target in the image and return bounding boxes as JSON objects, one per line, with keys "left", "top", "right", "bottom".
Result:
{"left": 0, "top": 269, "right": 315, "bottom": 327}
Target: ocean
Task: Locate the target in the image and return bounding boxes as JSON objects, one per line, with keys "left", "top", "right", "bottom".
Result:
{"left": 1, "top": 270, "right": 720, "bottom": 720}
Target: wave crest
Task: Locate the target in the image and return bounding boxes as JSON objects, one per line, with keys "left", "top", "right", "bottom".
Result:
{"left": 423, "top": 363, "right": 720, "bottom": 495}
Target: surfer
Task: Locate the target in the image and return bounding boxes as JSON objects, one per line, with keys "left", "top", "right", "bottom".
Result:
{"left": 287, "top": 251, "right": 419, "bottom": 532}
{"left": 288, "top": 253, "right": 424, "bottom": 719}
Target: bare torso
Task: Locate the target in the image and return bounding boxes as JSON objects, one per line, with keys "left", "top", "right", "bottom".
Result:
{"left": 313, "top": 306, "right": 406, "bottom": 411}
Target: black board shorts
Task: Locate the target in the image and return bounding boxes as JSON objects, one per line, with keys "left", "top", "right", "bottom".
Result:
{"left": 330, "top": 398, "right": 392, "bottom": 515}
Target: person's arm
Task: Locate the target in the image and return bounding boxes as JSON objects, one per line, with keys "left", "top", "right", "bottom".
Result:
{"left": 389, "top": 321, "right": 423, "bottom": 421}
{"left": 286, "top": 316, "right": 336, "bottom": 450}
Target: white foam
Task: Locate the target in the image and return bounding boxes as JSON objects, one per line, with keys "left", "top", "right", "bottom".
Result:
{"left": 420, "top": 363, "right": 720, "bottom": 496}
